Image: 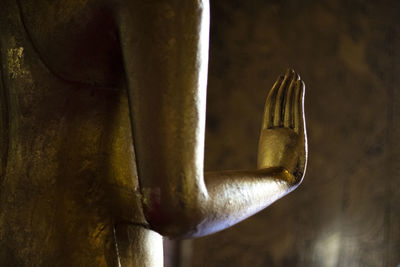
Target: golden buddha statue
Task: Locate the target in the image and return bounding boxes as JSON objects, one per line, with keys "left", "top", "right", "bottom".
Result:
{"left": 0, "top": 0, "right": 307, "bottom": 266}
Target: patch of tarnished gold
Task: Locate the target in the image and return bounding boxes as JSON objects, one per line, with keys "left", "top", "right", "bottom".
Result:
{"left": 7, "top": 47, "right": 31, "bottom": 79}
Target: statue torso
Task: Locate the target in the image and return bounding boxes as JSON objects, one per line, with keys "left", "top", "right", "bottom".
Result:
{"left": 0, "top": 0, "right": 147, "bottom": 265}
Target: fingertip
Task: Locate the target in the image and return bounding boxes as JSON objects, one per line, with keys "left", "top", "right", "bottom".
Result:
{"left": 284, "top": 69, "right": 294, "bottom": 80}
{"left": 286, "top": 68, "right": 295, "bottom": 74}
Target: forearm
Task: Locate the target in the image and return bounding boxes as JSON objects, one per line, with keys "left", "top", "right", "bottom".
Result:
{"left": 146, "top": 167, "right": 300, "bottom": 238}
{"left": 199, "top": 167, "right": 297, "bottom": 237}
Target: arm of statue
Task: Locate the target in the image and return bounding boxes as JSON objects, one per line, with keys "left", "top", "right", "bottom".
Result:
{"left": 203, "top": 71, "right": 307, "bottom": 237}
{"left": 117, "top": 0, "right": 307, "bottom": 238}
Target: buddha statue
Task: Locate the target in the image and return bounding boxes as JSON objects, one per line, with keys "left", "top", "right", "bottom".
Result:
{"left": 0, "top": 0, "right": 307, "bottom": 266}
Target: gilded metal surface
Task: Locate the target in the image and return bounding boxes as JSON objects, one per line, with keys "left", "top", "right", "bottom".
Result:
{"left": 0, "top": 0, "right": 307, "bottom": 266}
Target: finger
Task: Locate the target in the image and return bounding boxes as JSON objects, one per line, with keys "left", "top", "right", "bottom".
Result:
{"left": 294, "top": 80, "right": 305, "bottom": 133}
{"left": 262, "top": 75, "right": 283, "bottom": 129}
{"left": 284, "top": 73, "right": 299, "bottom": 128}
{"left": 274, "top": 68, "right": 295, "bottom": 127}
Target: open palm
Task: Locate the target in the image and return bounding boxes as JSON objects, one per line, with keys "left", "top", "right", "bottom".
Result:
{"left": 257, "top": 69, "right": 307, "bottom": 185}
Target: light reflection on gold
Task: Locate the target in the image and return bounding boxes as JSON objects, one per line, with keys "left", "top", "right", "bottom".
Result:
{"left": 7, "top": 47, "right": 31, "bottom": 79}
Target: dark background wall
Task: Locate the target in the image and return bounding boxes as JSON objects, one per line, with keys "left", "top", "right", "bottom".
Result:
{"left": 181, "top": 0, "right": 400, "bottom": 266}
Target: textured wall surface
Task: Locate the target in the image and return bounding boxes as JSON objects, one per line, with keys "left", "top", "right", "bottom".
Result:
{"left": 190, "top": 0, "right": 400, "bottom": 266}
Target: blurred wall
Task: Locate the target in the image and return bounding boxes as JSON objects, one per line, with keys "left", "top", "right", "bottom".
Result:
{"left": 188, "top": 0, "right": 400, "bottom": 266}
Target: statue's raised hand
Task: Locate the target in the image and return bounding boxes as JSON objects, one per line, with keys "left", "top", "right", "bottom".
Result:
{"left": 258, "top": 69, "right": 307, "bottom": 185}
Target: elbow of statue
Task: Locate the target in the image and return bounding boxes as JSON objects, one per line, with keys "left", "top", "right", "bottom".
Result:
{"left": 141, "top": 187, "right": 207, "bottom": 238}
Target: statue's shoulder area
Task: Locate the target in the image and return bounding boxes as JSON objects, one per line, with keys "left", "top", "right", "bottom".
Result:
{"left": 17, "top": 0, "right": 124, "bottom": 86}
